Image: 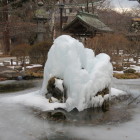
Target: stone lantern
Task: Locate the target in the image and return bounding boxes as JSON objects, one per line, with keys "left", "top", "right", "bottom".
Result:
{"left": 37, "top": 0, "right": 44, "bottom": 6}
{"left": 34, "top": 0, "right": 48, "bottom": 42}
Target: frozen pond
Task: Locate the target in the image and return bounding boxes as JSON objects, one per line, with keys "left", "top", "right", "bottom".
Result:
{"left": 112, "top": 78, "right": 140, "bottom": 96}
{"left": 0, "top": 79, "right": 42, "bottom": 93}
{"left": 0, "top": 78, "right": 140, "bottom": 140}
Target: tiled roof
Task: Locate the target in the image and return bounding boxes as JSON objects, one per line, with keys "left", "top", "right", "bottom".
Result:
{"left": 63, "top": 12, "right": 113, "bottom": 33}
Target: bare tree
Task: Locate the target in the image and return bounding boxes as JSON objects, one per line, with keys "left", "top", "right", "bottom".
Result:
{"left": 131, "top": 4, "right": 140, "bottom": 16}
{"left": 0, "top": 0, "right": 10, "bottom": 55}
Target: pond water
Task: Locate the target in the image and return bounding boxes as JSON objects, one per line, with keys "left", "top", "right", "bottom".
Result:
{"left": 0, "top": 78, "right": 140, "bottom": 140}
{"left": 112, "top": 78, "right": 140, "bottom": 97}
{"left": 0, "top": 79, "right": 42, "bottom": 93}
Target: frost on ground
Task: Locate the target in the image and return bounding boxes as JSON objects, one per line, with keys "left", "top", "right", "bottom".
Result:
{"left": 40, "top": 35, "right": 113, "bottom": 111}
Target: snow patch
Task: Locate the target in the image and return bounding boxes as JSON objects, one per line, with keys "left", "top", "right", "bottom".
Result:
{"left": 111, "top": 88, "right": 127, "bottom": 97}
{"left": 130, "top": 65, "right": 140, "bottom": 73}
{"left": 0, "top": 91, "right": 66, "bottom": 111}
{"left": 26, "top": 64, "right": 42, "bottom": 69}
{"left": 54, "top": 78, "right": 64, "bottom": 92}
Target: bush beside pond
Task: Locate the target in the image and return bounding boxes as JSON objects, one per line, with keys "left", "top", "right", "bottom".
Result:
{"left": 123, "top": 69, "right": 136, "bottom": 74}
{"left": 25, "top": 67, "right": 43, "bottom": 79}
{"left": 29, "top": 40, "right": 52, "bottom": 67}
{"left": 113, "top": 73, "right": 140, "bottom": 79}
{"left": 113, "top": 64, "right": 123, "bottom": 71}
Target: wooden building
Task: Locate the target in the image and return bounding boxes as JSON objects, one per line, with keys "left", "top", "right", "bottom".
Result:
{"left": 63, "top": 12, "right": 113, "bottom": 38}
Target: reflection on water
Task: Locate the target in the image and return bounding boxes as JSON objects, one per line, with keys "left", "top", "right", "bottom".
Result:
{"left": 36, "top": 103, "right": 132, "bottom": 126}
{"left": 0, "top": 79, "right": 42, "bottom": 93}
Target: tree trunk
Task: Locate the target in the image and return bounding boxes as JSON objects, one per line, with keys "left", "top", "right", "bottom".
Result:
{"left": 86, "top": 0, "right": 89, "bottom": 13}
{"left": 2, "top": 0, "right": 10, "bottom": 55}
{"left": 91, "top": 0, "right": 95, "bottom": 13}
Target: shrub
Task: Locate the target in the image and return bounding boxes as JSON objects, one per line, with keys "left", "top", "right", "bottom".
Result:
{"left": 10, "top": 44, "right": 30, "bottom": 66}
{"left": 113, "top": 64, "right": 123, "bottom": 71}
{"left": 28, "top": 32, "right": 37, "bottom": 45}
{"left": 29, "top": 40, "right": 53, "bottom": 66}
{"left": 123, "top": 63, "right": 130, "bottom": 68}
{"left": 87, "top": 34, "right": 130, "bottom": 56}
{"left": 113, "top": 73, "right": 139, "bottom": 79}
{"left": 123, "top": 69, "right": 136, "bottom": 74}
{"left": 11, "top": 44, "right": 30, "bottom": 56}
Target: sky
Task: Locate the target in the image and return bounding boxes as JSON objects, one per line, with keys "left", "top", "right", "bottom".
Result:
{"left": 110, "top": 0, "right": 139, "bottom": 11}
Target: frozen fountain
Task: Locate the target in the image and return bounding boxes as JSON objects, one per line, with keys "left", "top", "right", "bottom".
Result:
{"left": 40, "top": 35, "right": 113, "bottom": 112}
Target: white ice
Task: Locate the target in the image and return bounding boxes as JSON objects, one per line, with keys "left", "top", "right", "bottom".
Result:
{"left": 111, "top": 88, "right": 126, "bottom": 97}
{"left": 54, "top": 78, "right": 64, "bottom": 92}
{"left": 40, "top": 35, "right": 113, "bottom": 111}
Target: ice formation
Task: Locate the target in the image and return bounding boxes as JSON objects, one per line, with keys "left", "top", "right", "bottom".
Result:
{"left": 40, "top": 35, "right": 113, "bottom": 111}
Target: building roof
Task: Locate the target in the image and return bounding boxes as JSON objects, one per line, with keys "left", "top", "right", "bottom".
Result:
{"left": 63, "top": 12, "right": 113, "bottom": 37}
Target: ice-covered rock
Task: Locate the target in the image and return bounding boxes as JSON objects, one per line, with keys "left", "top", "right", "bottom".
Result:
{"left": 46, "top": 77, "right": 65, "bottom": 102}
{"left": 40, "top": 35, "right": 113, "bottom": 111}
